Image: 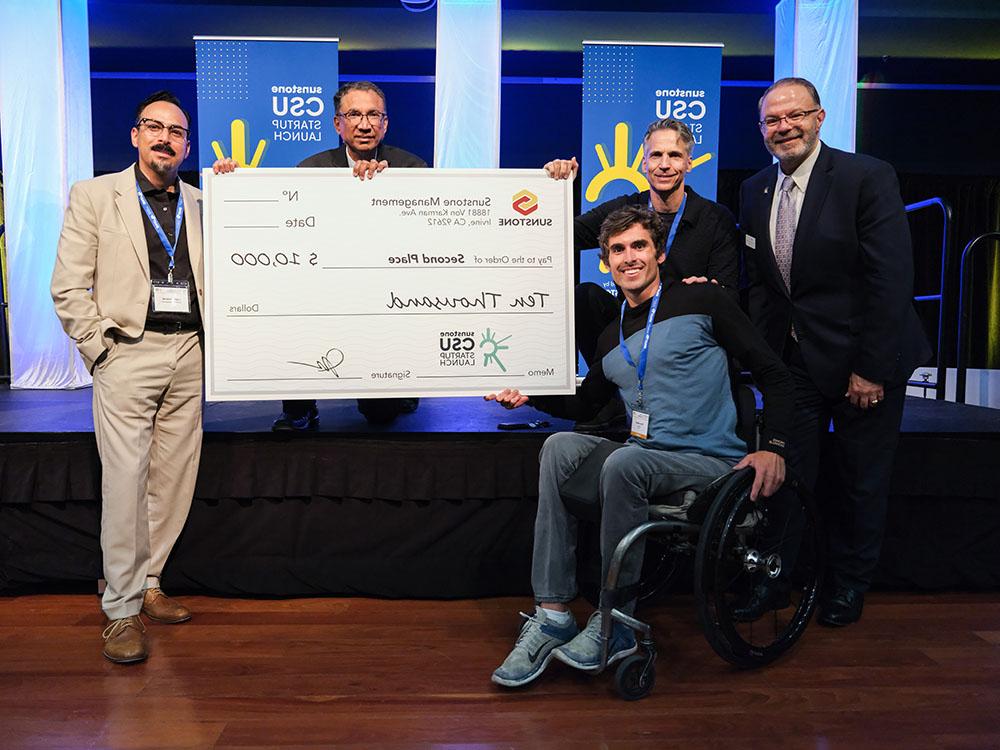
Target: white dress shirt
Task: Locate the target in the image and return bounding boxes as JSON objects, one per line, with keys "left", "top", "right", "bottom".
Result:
{"left": 768, "top": 140, "right": 823, "bottom": 250}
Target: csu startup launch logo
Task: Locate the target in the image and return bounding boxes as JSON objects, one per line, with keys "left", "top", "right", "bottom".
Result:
{"left": 511, "top": 189, "right": 538, "bottom": 216}
{"left": 438, "top": 328, "right": 511, "bottom": 371}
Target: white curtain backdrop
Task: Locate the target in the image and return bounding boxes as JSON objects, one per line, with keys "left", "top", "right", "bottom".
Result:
{"left": 775, "top": 0, "right": 858, "bottom": 152}
{"left": 0, "top": 0, "right": 93, "bottom": 388}
{"left": 433, "top": 0, "right": 501, "bottom": 168}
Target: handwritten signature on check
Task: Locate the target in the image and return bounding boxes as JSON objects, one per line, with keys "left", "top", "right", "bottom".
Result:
{"left": 288, "top": 348, "right": 345, "bottom": 376}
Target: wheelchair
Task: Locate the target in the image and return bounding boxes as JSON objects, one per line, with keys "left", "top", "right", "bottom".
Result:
{"left": 562, "top": 387, "right": 824, "bottom": 700}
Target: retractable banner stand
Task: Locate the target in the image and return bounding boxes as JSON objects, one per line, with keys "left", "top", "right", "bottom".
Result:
{"left": 194, "top": 37, "right": 339, "bottom": 170}
{"left": 579, "top": 41, "right": 723, "bottom": 295}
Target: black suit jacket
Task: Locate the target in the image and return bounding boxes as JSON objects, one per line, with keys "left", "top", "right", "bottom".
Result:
{"left": 297, "top": 143, "right": 427, "bottom": 169}
{"left": 574, "top": 186, "right": 740, "bottom": 300}
{"left": 739, "top": 143, "right": 930, "bottom": 398}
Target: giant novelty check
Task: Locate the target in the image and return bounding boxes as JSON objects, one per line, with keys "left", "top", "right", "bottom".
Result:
{"left": 203, "top": 168, "right": 575, "bottom": 401}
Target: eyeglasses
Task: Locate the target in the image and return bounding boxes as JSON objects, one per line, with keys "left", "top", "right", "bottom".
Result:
{"left": 336, "top": 110, "right": 386, "bottom": 126}
{"left": 136, "top": 118, "right": 190, "bottom": 141}
{"left": 758, "top": 108, "right": 820, "bottom": 129}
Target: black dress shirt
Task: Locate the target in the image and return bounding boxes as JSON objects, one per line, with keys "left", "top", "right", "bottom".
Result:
{"left": 135, "top": 164, "right": 201, "bottom": 331}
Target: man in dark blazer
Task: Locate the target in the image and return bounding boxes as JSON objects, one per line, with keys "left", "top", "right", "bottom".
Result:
{"left": 217, "top": 81, "right": 426, "bottom": 429}
{"left": 545, "top": 119, "right": 740, "bottom": 366}
{"left": 738, "top": 77, "right": 930, "bottom": 626}
{"left": 281, "top": 81, "right": 425, "bottom": 429}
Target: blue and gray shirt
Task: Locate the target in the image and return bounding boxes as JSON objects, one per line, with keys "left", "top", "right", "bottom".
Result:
{"left": 534, "top": 282, "right": 793, "bottom": 461}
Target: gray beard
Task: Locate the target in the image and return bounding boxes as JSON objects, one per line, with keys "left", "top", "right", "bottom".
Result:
{"left": 149, "top": 158, "right": 172, "bottom": 177}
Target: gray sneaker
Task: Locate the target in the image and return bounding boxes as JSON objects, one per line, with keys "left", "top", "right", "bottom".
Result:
{"left": 552, "top": 611, "right": 637, "bottom": 672}
{"left": 491, "top": 606, "right": 579, "bottom": 687}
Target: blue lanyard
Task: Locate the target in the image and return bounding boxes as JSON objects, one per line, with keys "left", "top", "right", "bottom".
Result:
{"left": 616, "top": 192, "right": 684, "bottom": 407}
{"left": 618, "top": 282, "right": 662, "bottom": 407}
{"left": 136, "top": 182, "right": 185, "bottom": 282}
{"left": 648, "top": 190, "right": 687, "bottom": 257}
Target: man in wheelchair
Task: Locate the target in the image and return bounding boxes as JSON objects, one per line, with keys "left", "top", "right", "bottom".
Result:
{"left": 486, "top": 206, "right": 796, "bottom": 688}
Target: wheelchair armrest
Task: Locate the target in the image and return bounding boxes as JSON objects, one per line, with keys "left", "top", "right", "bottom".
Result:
{"left": 648, "top": 489, "right": 698, "bottom": 521}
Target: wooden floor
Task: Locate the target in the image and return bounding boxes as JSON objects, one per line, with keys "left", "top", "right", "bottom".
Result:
{"left": 2, "top": 592, "right": 999, "bottom": 749}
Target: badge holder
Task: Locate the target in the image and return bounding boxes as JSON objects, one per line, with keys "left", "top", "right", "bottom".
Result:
{"left": 151, "top": 279, "right": 191, "bottom": 313}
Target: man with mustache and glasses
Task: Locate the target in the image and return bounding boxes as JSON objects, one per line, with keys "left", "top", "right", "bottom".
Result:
{"left": 737, "top": 77, "right": 930, "bottom": 627}
{"left": 52, "top": 91, "right": 204, "bottom": 663}
{"left": 214, "top": 81, "right": 426, "bottom": 430}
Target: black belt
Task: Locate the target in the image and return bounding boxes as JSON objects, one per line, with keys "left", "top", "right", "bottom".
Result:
{"left": 144, "top": 320, "right": 201, "bottom": 334}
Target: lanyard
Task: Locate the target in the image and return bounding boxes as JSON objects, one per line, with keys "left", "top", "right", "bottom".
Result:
{"left": 649, "top": 190, "right": 687, "bottom": 258}
{"left": 619, "top": 282, "right": 662, "bottom": 408}
{"left": 616, "top": 192, "right": 685, "bottom": 407}
{"left": 136, "top": 182, "right": 185, "bottom": 282}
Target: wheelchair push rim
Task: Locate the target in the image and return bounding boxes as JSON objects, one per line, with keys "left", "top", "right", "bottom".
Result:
{"left": 694, "top": 468, "right": 824, "bottom": 669}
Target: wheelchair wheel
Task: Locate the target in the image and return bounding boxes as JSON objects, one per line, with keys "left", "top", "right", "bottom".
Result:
{"left": 614, "top": 653, "right": 656, "bottom": 701}
{"left": 694, "top": 470, "right": 823, "bottom": 669}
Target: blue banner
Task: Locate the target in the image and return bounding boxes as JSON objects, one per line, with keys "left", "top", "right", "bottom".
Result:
{"left": 579, "top": 42, "right": 723, "bottom": 293}
{"left": 194, "top": 37, "right": 339, "bottom": 170}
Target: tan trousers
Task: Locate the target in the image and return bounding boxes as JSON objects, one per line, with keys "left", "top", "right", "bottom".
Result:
{"left": 92, "top": 329, "right": 203, "bottom": 620}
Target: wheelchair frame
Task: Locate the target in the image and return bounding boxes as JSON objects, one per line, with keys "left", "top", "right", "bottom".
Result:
{"left": 595, "top": 467, "right": 824, "bottom": 700}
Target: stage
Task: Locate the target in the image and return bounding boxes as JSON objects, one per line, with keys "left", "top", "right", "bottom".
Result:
{"left": 1, "top": 388, "right": 998, "bottom": 596}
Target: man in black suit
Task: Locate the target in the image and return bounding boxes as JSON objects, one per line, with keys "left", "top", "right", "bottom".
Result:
{"left": 738, "top": 77, "right": 930, "bottom": 626}
{"left": 217, "top": 81, "right": 426, "bottom": 430}
{"left": 279, "top": 81, "right": 425, "bottom": 429}
{"left": 545, "top": 119, "right": 740, "bottom": 366}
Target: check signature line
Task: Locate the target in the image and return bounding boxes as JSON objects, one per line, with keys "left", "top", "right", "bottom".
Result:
{"left": 415, "top": 374, "right": 526, "bottom": 378}
{"left": 226, "top": 377, "right": 364, "bottom": 381}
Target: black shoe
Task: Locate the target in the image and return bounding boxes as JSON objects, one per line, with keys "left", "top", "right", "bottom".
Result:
{"left": 357, "top": 397, "right": 417, "bottom": 425}
{"left": 818, "top": 586, "right": 864, "bottom": 627}
{"left": 271, "top": 407, "right": 319, "bottom": 432}
{"left": 731, "top": 581, "right": 791, "bottom": 622}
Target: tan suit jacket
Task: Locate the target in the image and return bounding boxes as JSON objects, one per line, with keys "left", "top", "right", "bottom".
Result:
{"left": 51, "top": 164, "right": 204, "bottom": 369}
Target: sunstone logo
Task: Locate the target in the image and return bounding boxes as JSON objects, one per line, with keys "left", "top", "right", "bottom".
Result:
{"left": 512, "top": 189, "right": 538, "bottom": 215}
{"left": 499, "top": 188, "right": 553, "bottom": 227}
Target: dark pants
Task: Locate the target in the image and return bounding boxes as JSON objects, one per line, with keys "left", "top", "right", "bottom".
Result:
{"left": 282, "top": 398, "right": 417, "bottom": 425}
{"left": 784, "top": 340, "right": 906, "bottom": 592}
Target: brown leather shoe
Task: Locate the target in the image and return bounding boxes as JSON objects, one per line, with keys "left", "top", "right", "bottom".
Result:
{"left": 102, "top": 615, "right": 148, "bottom": 664}
{"left": 141, "top": 588, "right": 192, "bottom": 624}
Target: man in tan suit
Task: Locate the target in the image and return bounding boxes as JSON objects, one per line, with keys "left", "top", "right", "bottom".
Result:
{"left": 51, "top": 91, "right": 203, "bottom": 664}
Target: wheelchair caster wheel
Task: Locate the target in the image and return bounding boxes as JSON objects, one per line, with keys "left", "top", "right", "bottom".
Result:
{"left": 614, "top": 654, "right": 655, "bottom": 701}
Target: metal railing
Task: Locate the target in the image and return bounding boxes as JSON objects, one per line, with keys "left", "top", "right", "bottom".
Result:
{"left": 905, "top": 197, "right": 952, "bottom": 400}
{"left": 955, "top": 231, "right": 1000, "bottom": 404}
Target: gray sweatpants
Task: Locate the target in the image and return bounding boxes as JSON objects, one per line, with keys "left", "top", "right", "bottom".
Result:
{"left": 531, "top": 432, "right": 733, "bottom": 614}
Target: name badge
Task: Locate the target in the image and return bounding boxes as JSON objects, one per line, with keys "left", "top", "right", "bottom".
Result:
{"left": 630, "top": 410, "right": 650, "bottom": 440}
{"left": 745, "top": 234, "right": 756, "bottom": 250}
{"left": 151, "top": 280, "right": 191, "bottom": 313}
